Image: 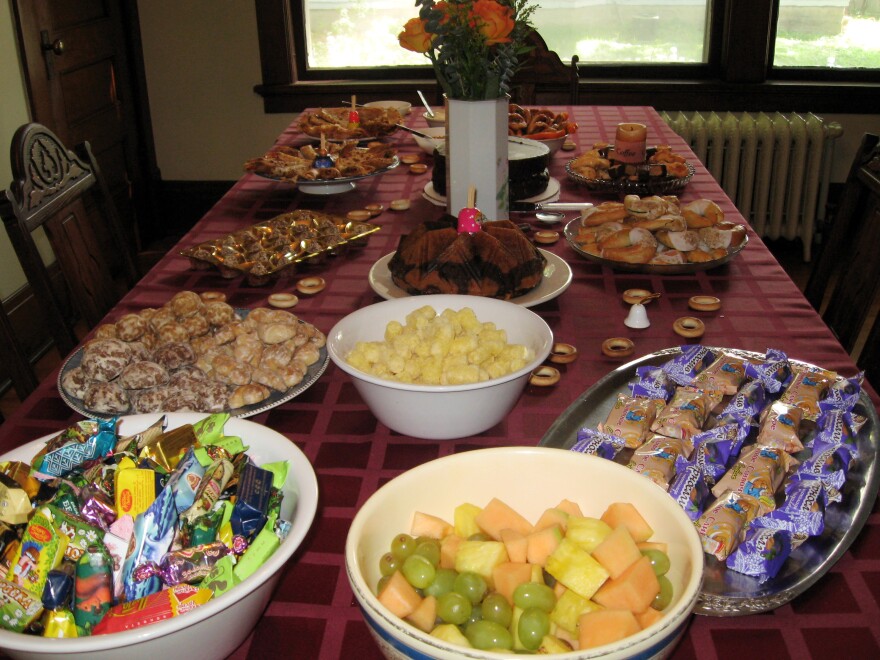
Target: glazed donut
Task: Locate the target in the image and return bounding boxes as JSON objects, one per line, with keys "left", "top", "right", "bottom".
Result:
{"left": 682, "top": 199, "right": 724, "bottom": 228}
{"left": 688, "top": 295, "right": 721, "bottom": 312}
{"left": 549, "top": 343, "right": 578, "bottom": 364}
{"left": 296, "top": 276, "right": 326, "bottom": 295}
{"left": 698, "top": 222, "right": 747, "bottom": 250}
{"left": 673, "top": 316, "right": 706, "bottom": 339}
{"left": 529, "top": 365, "right": 560, "bottom": 387}
{"left": 579, "top": 201, "right": 626, "bottom": 226}
{"left": 533, "top": 230, "right": 559, "bottom": 245}
{"left": 656, "top": 229, "right": 700, "bottom": 252}
{"left": 268, "top": 293, "right": 299, "bottom": 309}
{"left": 601, "top": 337, "right": 634, "bottom": 358}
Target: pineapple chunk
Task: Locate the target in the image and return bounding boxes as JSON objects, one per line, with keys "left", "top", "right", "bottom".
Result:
{"left": 565, "top": 516, "right": 613, "bottom": 553}
{"left": 454, "top": 502, "right": 483, "bottom": 539}
{"left": 454, "top": 540, "right": 509, "bottom": 585}
{"left": 551, "top": 587, "right": 603, "bottom": 634}
{"left": 545, "top": 537, "right": 610, "bottom": 600}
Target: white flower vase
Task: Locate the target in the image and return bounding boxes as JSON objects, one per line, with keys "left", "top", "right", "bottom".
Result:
{"left": 444, "top": 96, "right": 509, "bottom": 221}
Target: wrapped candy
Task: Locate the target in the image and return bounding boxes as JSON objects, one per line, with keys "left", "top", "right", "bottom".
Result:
{"left": 725, "top": 521, "right": 792, "bottom": 582}
{"left": 121, "top": 486, "right": 178, "bottom": 602}
{"left": 695, "top": 490, "right": 760, "bottom": 560}
{"left": 74, "top": 545, "right": 112, "bottom": 634}
{"left": 660, "top": 345, "right": 717, "bottom": 386}
{"left": 628, "top": 364, "right": 676, "bottom": 401}
{"left": 41, "top": 565, "right": 77, "bottom": 637}
{"left": 711, "top": 445, "right": 797, "bottom": 515}
{"left": 601, "top": 394, "right": 665, "bottom": 449}
{"left": 134, "top": 542, "right": 229, "bottom": 586}
{"left": 91, "top": 584, "right": 212, "bottom": 636}
{"left": 6, "top": 508, "right": 69, "bottom": 597}
{"left": 626, "top": 435, "right": 693, "bottom": 489}
{"left": 668, "top": 451, "right": 710, "bottom": 521}
{"left": 570, "top": 428, "right": 627, "bottom": 461}
{"left": 31, "top": 419, "right": 118, "bottom": 478}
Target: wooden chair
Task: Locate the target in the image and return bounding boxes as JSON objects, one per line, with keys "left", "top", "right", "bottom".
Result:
{"left": 804, "top": 133, "right": 880, "bottom": 378}
{"left": 1, "top": 123, "right": 141, "bottom": 356}
{"left": 510, "top": 31, "right": 580, "bottom": 106}
{"left": 0, "top": 301, "right": 39, "bottom": 402}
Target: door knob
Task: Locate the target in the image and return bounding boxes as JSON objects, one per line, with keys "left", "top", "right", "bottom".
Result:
{"left": 42, "top": 38, "right": 64, "bottom": 55}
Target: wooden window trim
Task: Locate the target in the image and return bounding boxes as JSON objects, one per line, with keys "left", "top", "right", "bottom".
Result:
{"left": 254, "top": 0, "right": 880, "bottom": 114}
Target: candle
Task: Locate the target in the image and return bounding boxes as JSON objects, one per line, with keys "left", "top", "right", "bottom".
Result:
{"left": 615, "top": 123, "right": 647, "bottom": 164}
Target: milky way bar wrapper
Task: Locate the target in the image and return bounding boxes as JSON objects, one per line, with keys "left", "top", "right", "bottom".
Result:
{"left": 231, "top": 462, "right": 273, "bottom": 542}
{"left": 0, "top": 577, "right": 44, "bottom": 632}
{"left": 91, "top": 583, "right": 212, "bottom": 635}
{"left": 31, "top": 418, "right": 118, "bottom": 478}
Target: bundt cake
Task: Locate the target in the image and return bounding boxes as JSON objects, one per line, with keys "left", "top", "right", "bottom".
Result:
{"left": 387, "top": 215, "right": 546, "bottom": 300}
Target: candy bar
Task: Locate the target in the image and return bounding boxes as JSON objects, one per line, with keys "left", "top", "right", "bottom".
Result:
{"left": 779, "top": 365, "right": 836, "bottom": 422}
{"left": 716, "top": 380, "right": 767, "bottom": 427}
{"left": 165, "top": 447, "right": 206, "bottom": 515}
{"left": 31, "top": 419, "right": 117, "bottom": 477}
{"left": 45, "top": 504, "right": 105, "bottom": 563}
{"left": 761, "top": 477, "right": 826, "bottom": 547}
{"left": 693, "top": 422, "right": 749, "bottom": 483}
{"left": 695, "top": 490, "right": 760, "bottom": 560}
{"left": 6, "top": 508, "right": 69, "bottom": 597}
{"left": 711, "top": 445, "right": 797, "bottom": 515}
{"left": 628, "top": 365, "right": 676, "bottom": 401}
{"left": 693, "top": 353, "right": 747, "bottom": 395}
{"left": 570, "top": 428, "right": 627, "bottom": 460}
{"left": 601, "top": 394, "right": 665, "bottom": 449}
{"left": 668, "top": 452, "right": 710, "bottom": 521}
{"left": 725, "top": 522, "right": 792, "bottom": 582}
{"left": 74, "top": 545, "right": 112, "bottom": 634}
{"left": 139, "top": 424, "right": 198, "bottom": 472}
{"left": 230, "top": 462, "right": 273, "bottom": 542}
{"left": 91, "top": 583, "right": 212, "bottom": 635}
{"left": 626, "top": 434, "right": 694, "bottom": 489}
{"left": 660, "top": 345, "right": 717, "bottom": 386}
{"left": 122, "top": 486, "right": 178, "bottom": 602}
{"left": 651, "top": 386, "right": 720, "bottom": 440}
{"left": 0, "top": 577, "right": 44, "bottom": 632}
{"left": 743, "top": 348, "right": 791, "bottom": 394}
{"left": 756, "top": 401, "right": 805, "bottom": 454}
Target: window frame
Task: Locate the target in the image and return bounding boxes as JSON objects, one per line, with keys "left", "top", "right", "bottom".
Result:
{"left": 254, "top": 0, "right": 880, "bottom": 114}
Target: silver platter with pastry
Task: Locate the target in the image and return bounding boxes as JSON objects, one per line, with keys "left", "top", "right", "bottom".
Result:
{"left": 566, "top": 143, "right": 695, "bottom": 195}
{"left": 564, "top": 194, "right": 748, "bottom": 274}
{"left": 296, "top": 106, "right": 401, "bottom": 141}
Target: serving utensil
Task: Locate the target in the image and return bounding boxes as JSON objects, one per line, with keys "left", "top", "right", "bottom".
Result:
{"left": 417, "top": 90, "right": 435, "bottom": 118}
{"left": 511, "top": 201, "right": 595, "bottom": 213}
{"left": 394, "top": 124, "right": 444, "bottom": 140}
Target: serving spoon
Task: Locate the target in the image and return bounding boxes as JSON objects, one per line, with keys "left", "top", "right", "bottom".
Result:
{"left": 417, "top": 90, "right": 435, "bottom": 118}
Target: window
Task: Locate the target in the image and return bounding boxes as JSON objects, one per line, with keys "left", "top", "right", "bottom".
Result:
{"left": 254, "top": 0, "right": 879, "bottom": 114}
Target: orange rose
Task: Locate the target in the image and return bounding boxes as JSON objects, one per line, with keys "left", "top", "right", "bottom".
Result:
{"left": 471, "top": 0, "right": 514, "bottom": 46}
{"left": 398, "top": 17, "right": 434, "bottom": 54}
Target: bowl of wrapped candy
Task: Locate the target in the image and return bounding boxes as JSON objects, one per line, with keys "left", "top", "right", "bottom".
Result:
{"left": 0, "top": 412, "right": 318, "bottom": 659}
{"left": 326, "top": 295, "right": 553, "bottom": 440}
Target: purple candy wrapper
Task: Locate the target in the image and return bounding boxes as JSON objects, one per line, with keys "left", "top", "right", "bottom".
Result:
{"left": 78, "top": 484, "right": 117, "bottom": 532}
{"left": 743, "top": 348, "right": 791, "bottom": 394}
{"left": 628, "top": 365, "right": 676, "bottom": 401}
{"left": 668, "top": 451, "right": 710, "bottom": 521}
{"left": 813, "top": 409, "right": 861, "bottom": 460}
{"left": 570, "top": 428, "right": 627, "bottom": 461}
{"left": 762, "top": 476, "right": 826, "bottom": 546}
{"left": 819, "top": 373, "right": 863, "bottom": 414}
{"left": 791, "top": 440, "right": 853, "bottom": 502}
{"left": 660, "top": 345, "right": 718, "bottom": 387}
{"left": 693, "top": 421, "right": 749, "bottom": 483}
{"left": 725, "top": 521, "right": 792, "bottom": 582}
{"left": 717, "top": 380, "right": 768, "bottom": 427}
{"left": 121, "top": 483, "right": 178, "bottom": 602}
{"left": 134, "top": 541, "right": 229, "bottom": 586}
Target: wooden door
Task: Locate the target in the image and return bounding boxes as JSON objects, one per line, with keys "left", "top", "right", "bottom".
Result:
{"left": 12, "top": 0, "right": 157, "bottom": 250}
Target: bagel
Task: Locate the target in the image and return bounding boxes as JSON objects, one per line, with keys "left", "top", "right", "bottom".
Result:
{"left": 296, "top": 276, "right": 326, "bottom": 295}
{"left": 622, "top": 288, "right": 655, "bottom": 305}
{"left": 529, "top": 365, "right": 560, "bottom": 387}
{"left": 268, "top": 293, "right": 298, "bottom": 309}
{"left": 549, "top": 342, "right": 578, "bottom": 364}
{"left": 649, "top": 249, "right": 686, "bottom": 265}
{"left": 624, "top": 194, "right": 669, "bottom": 221}
{"left": 673, "top": 316, "right": 705, "bottom": 339}
{"left": 580, "top": 201, "right": 626, "bottom": 226}
{"left": 686, "top": 247, "right": 727, "bottom": 263}
{"left": 682, "top": 199, "right": 724, "bottom": 228}
{"left": 630, "top": 213, "right": 686, "bottom": 232}
{"left": 601, "top": 337, "right": 634, "bottom": 358}
{"left": 656, "top": 229, "right": 700, "bottom": 251}
{"left": 698, "top": 222, "right": 747, "bottom": 249}
{"left": 689, "top": 295, "right": 721, "bottom": 312}
{"left": 600, "top": 227, "right": 657, "bottom": 264}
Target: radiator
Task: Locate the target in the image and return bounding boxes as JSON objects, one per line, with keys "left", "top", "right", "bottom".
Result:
{"left": 659, "top": 111, "right": 844, "bottom": 261}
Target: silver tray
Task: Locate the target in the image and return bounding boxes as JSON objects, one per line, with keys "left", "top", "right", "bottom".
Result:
{"left": 563, "top": 218, "right": 748, "bottom": 275}
{"left": 254, "top": 155, "right": 399, "bottom": 194}
{"left": 565, "top": 159, "right": 695, "bottom": 195}
{"left": 539, "top": 346, "right": 879, "bottom": 616}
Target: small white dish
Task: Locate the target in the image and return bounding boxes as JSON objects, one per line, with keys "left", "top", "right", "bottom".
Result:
{"left": 410, "top": 126, "right": 445, "bottom": 155}
{"left": 364, "top": 100, "right": 411, "bottom": 115}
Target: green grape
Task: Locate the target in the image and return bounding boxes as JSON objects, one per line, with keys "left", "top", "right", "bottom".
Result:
{"left": 480, "top": 593, "right": 512, "bottom": 628}
{"left": 376, "top": 574, "right": 391, "bottom": 595}
{"left": 653, "top": 574, "right": 673, "bottom": 611}
{"left": 378, "top": 552, "right": 399, "bottom": 577}
{"left": 437, "top": 591, "right": 472, "bottom": 625}
{"left": 390, "top": 534, "right": 416, "bottom": 560}
{"left": 517, "top": 607, "right": 551, "bottom": 652}
{"left": 424, "top": 567, "right": 457, "bottom": 598}
{"left": 402, "top": 553, "right": 436, "bottom": 589}
{"left": 512, "top": 582, "right": 556, "bottom": 612}
{"left": 465, "top": 620, "right": 513, "bottom": 651}
{"left": 453, "top": 572, "right": 488, "bottom": 605}
{"left": 414, "top": 539, "right": 441, "bottom": 567}
{"left": 466, "top": 603, "right": 483, "bottom": 626}
{"left": 467, "top": 532, "right": 491, "bottom": 541}
{"left": 641, "top": 548, "right": 671, "bottom": 576}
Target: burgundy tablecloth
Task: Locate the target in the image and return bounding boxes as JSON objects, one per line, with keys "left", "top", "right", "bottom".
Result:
{"left": 1, "top": 107, "right": 877, "bottom": 658}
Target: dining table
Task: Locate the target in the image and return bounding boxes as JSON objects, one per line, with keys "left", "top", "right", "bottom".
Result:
{"left": 0, "top": 105, "right": 878, "bottom": 659}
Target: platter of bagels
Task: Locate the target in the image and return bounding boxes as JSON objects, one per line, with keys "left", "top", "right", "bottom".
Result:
{"left": 563, "top": 194, "right": 748, "bottom": 274}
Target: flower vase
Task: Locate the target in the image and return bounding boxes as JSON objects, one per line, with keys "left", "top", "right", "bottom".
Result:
{"left": 444, "top": 96, "right": 509, "bottom": 221}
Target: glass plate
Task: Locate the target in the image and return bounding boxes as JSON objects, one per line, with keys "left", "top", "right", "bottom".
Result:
{"left": 563, "top": 217, "right": 748, "bottom": 274}
{"left": 538, "top": 346, "right": 879, "bottom": 616}
{"left": 565, "top": 159, "right": 695, "bottom": 195}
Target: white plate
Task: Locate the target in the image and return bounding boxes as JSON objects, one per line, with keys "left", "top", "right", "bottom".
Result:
{"left": 368, "top": 248, "right": 572, "bottom": 308}
{"left": 422, "top": 177, "right": 561, "bottom": 208}
{"left": 365, "top": 100, "right": 411, "bottom": 115}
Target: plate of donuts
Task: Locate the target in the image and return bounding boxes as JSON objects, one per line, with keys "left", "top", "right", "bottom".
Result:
{"left": 562, "top": 195, "right": 748, "bottom": 274}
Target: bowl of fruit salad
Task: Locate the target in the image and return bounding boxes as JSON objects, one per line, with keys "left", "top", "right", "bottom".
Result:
{"left": 345, "top": 446, "right": 704, "bottom": 658}
{"left": 327, "top": 295, "right": 553, "bottom": 440}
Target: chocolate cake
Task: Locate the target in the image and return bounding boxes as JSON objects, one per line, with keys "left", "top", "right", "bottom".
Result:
{"left": 387, "top": 215, "right": 546, "bottom": 300}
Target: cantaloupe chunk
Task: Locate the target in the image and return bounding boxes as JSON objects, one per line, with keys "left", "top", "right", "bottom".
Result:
{"left": 492, "top": 561, "right": 533, "bottom": 605}
{"left": 454, "top": 502, "right": 482, "bottom": 539}
{"left": 592, "top": 555, "right": 660, "bottom": 614}
{"left": 635, "top": 606, "right": 664, "bottom": 630}
{"left": 578, "top": 609, "right": 640, "bottom": 649}
{"left": 600, "top": 502, "right": 654, "bottom": 543}
{"left": 431, "top": 623, "right": 472, "bottom": 647}
{"left": 439, "top": 534, "right": 462, "bottom": 569}
{"left": 378, "top": 570, "right": 423, "bottom": 618}
{"left": 411, "top": 511, "right": 453, "bottom": 539}
{"left": 474, "top": 498, "right": 534, "bottom": 540}
{"left": 526, "top": 525, "right": 564, "bottom": 566}
{"left": 555, "top": 498, "right": 584, "bottom": 517}
{"left": 534, "top": 507, "right": 569, "bottom": 532}
{"left": 500, "top": 528, "right": 528, "bottom": 563}
{"left": 454, "top": 540, "right": 509, "bottom": 584}
{"left": 591, "top": 525, "right": 643, "bottom": 580}
{"left": 406, "top": 594, "right": 437, "bottom": 632}
{"left": 545, "top": 537, "right": 610, "bottom": 600}
{"left": 550, "top": 586, "right": 603, "bottom": 634}
{"left": 565, "top": 516, "right": 613, "bottom": 553}
{"left": 637, "top": 540, "right": 668, "bottom": 554}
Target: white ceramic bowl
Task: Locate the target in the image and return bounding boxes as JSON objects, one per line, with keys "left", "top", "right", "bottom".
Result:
{"left": 424, "top": 110, "right": 446, "bottom": 128}
{"left": 0, "top": 413, "right": 319, "bottom": 660}
{"left": 326, "top": 294, "right": 553, "bottom": 440}
{"left": 346, "top": 446, "right": 705, "bottom": 659}
{"left": 411, "top": 127, "right": 446, "bottom": 155}
{"left": 522, "top": 135, "right": 567, "bottom": 155}
{"left": 366, "top": 100, "right": 412, "bottom": 116}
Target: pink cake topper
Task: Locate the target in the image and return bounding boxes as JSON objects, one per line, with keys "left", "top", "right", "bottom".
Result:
{"left": 457, "top": 185, "right": 483, "bottom": 233}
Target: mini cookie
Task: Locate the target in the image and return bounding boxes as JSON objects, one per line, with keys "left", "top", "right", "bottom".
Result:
{"left": 390, "top": 199, "right": 411, "bottom": 211}
{"left": 562, "top": 139, "right": 577, "bottom": 151}
{"left": 533, "top": 230, "right": 559, "bottom": 245}
{"left": 153, "top": 341, "right": 196, "bottom": 370}
{"left": 268, "top": 292, "right": 299, "bottom": 309}
{"left": 622, "top": 289, "right": 657, "bottom": 305}
{"left": 602, "top": 337, "right": 635, "bottom": 358}
{"left": 673, "top": 316, "right": 706, "bottom": 338}
{"left": 200, "top": 291, "right": 227, "bottom": 303}
{"left": 549, "top": 343, "right": 578, "bottom": 364}
{"left": 400, "top": 154, "right": 421, "bottom": 165}
{"left": 365, "top": 203, "right": 385, "bottom": 216}
{"left": 61, "top": 366, "right": 89, "bottom": 399}
{"left": 119, "top": 360, "right": 169, "bottom": 390}
{"left": 83, "top": 381, "right": 130, "bottom": 414}
{"left": 409, "top": 163, "right": 428, "bottom": 175}
{"left": 296, "top": 277, "right": 326, "bottom": 295}
{"left": 529, "top": 365, "right": 560, "bottom": 387}
{"left": 169, "top": 290, "right": 203, "bottom": 318}
{"left": 346, "top": 209, "right": 372, "bottom": 222}
{"left": 688, "top": 295, "right": 721, "bottom": 312}
{"left": 81, "top": 339, "right": 132, "bottom": 382}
